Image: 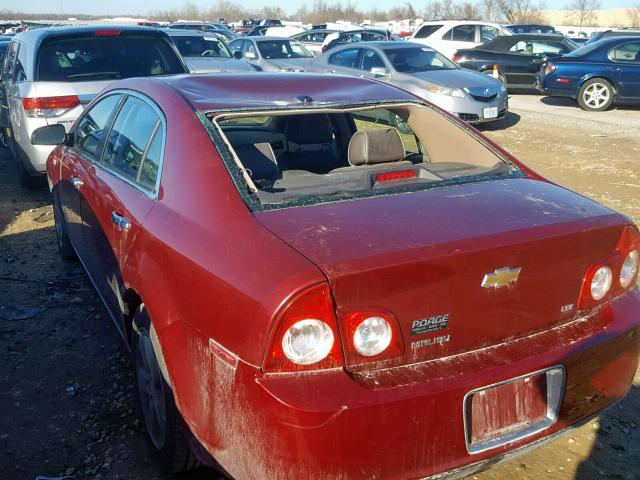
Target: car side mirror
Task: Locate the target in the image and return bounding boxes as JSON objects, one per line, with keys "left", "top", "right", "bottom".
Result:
{"left": 31, "top": 124, "right": 68, "bottom": 146}
{"left": 245, "top": 51, "right": 257, "bottom": 60}
{"left": 370, "top": 66, "right": 389, "bottom": 77}
{"left": 233, "top": 50, "right": 243, "bottom": 60}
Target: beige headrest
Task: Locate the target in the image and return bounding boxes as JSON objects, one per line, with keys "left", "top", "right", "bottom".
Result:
{"left": 347, "top": 128, "right": 406, "bottom": 166}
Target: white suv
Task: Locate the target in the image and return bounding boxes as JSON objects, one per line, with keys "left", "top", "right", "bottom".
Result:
{"left": 0, "top": 26, "right": 187, "bottom": 188}
{"left": 409, "top": 21, "right": 512, "bottom": 59}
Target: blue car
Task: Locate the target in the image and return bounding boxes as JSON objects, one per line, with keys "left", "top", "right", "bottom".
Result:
{"left": 537, "top": 36, "right": 640, "bottom": 111}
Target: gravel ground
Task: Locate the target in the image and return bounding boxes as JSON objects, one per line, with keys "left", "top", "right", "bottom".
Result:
{"left": 0, "top": 94, "right": 638, "bottom": 480}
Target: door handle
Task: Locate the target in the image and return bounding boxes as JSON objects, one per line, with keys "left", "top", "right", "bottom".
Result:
{"left": 111, "top": 212, "right": 131, "bottom": 232}
{"left": 71, "top": 176, "right": 83, "bottom": 190}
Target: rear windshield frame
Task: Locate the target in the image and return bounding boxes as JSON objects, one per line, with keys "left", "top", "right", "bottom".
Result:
{"left": 201, "top": 100, "right": 524, "bottom": 212}
{"left": 35, "top": 33, "right": 186, "bottom": 82}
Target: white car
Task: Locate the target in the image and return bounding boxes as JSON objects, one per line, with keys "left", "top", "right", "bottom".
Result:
{"left": 409, "top": 20, "right": 512, "bottom": 59}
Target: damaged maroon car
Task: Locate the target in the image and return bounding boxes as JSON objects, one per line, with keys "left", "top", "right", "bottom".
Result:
{"left": 39, "top": 73, "right": 640, "bottom": 479}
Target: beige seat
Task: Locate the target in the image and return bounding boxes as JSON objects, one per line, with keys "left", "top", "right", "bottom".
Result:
{"left": 331, "top": 127, "right": 412, "bottom": 173}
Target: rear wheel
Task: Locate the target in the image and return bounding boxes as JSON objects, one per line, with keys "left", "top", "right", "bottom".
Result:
{"left": 577, "top": 78, "right": 614, "bottom": 111}
{"left": 52, "top": 193, "right": 77, "bottom": 261}
{"left": 132, "top": 306, "right": 199, "bottom": 473}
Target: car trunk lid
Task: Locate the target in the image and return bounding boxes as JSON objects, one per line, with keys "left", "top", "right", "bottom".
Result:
{"left": 255, "top": 178, "right": 624, "bottom": 370}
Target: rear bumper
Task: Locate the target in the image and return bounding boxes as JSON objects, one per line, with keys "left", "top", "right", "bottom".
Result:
{"left": 186, "top": 290, "right": 640, "bottom": 479}
{"left": 536, "top": 77, "right": 578, "bottom": 99}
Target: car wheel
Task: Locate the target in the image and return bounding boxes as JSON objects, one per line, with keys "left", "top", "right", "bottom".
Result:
{"left": 52, "top": 194, "right": 77, "bottom": 261}
{"left": 132, "top": 306, "right": 200, "bottom": 473}
{"left": 577, "top": 78, "right": 614, "bottom": 111}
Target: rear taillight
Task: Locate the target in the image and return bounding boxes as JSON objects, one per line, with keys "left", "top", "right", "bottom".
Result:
{"left": 578, "top": 225, "right": 640, "bottom": 310}
{"left": 22, "top": 96, "right": 80, "bottom": 118}
{"left": 263, "top": 284, "right": 343, "bottom": 373}
{"left": 544, "top": 62, "right": 556, "bottom": 76}
{"left": 338, "top": 309, "right": 404, "bottom": 367}
{"left": 321, "top": 45, "right": 328, "bottom": 53}
{"left": 452, "top": 53, "right": 461, "bottom": 63}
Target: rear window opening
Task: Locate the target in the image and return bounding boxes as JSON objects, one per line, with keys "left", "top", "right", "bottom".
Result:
{"left": 36, "top": 36, "right": 186, "bottom": 82}
{"left": 210, "top": 103, "right": 520, "bottom": 207}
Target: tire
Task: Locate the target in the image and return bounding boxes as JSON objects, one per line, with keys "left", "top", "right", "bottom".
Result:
{"left": 132, "top": 305, "right": 199, "bottom": 473}
{"left": 52, "top": 193, "right": 77, "bottom": 261}
{"left": 577, "top": 78, "right": 614, "bottom": 111}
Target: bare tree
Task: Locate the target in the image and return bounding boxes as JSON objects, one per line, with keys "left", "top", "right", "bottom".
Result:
{"left": 627, "top": 3, "right": 640, "bottom": 28}
{"left": 492, "top": 0, "right": 546, "bottom": 24}
{"left": 565, "top": 0, "right": 600, "bottom": 27}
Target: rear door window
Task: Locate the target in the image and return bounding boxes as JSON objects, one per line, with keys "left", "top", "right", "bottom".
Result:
{"left": 328, "top": 48, "right": 361, "bottom": 68}
{"left": 100, "top": 96, "right": 162, "bottom": 191}
{"left": 445, "top": 25, "right": 476, "bottom": 42}
{"left": 73, "top": 94, "right": 122, "bottom": 159}
{"left": 360, "top": 49, "right": 386, "bottom": 71}
{"left": 36, "top": 35, "right": 185, "bottom": 82}
{"left": 608, "top": 42, "right": 640, "bottom": 62}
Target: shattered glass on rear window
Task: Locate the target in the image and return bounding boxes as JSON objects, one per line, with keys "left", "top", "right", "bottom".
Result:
{"left": 207, "top": 103, "right": 522, "bottom": 209}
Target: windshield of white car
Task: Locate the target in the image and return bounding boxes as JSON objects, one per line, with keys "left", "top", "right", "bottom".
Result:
{"left": 212, "top": 104, "right": 520, "bottom": 207}
{"left": 171, "top": 36, "right": 231, "bottom": 58}
{"left": 257, "top": 40, "right": 313, "bottom": 59}
{"left": 385, "top": 47, "right": 458, "bottom": 73}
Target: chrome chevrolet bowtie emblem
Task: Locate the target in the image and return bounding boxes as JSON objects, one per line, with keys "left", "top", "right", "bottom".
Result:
{"left": 481, "top": 267, "right": 522, "bottom": 288}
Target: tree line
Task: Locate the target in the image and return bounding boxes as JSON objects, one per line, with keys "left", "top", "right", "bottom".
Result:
{"left": 1, "top": 0, "right": 639, "bottom": 27}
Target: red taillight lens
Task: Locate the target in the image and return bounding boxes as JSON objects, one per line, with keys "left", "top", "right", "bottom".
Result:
{"left": 263, "top": 284, "right": 343, "bottom": 373}
{"left": 338, "top": 309, "right": 404, "bottom": 368}
{"left": 577, "top": 225, "right": 640, "bottom": 310}
{"left": 95, "top": 29, "right": 121, "bottom": 36}
{"left": 375, "top": 170, "right": 416, "bottom": 183}
{"left": 22, "top": 95, "right": 80, "bottom": 113}
{"left": 452, "top": 53, "right": 461, "bottom": 63}
{"left": 321, "top": 45, "right": 328, "bottom": 53}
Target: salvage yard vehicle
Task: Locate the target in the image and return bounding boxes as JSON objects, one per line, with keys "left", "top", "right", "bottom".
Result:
{"left": 537, "top": 36, "right": 640, "bottom": 111}
{"left": 164, "top": 29, "right": 256, "bottom": 73}
{"left": 453, "top": 34, "right": 578, "bottom": 89}
{"left": 0, "top": 26, "right": 187, "bottom": 188}
{"left": 40, "top": 73, "right": 640, "bottom": 479}
{"left": 227, "top": 36, "right": 313, "bottom": 71}
{"left": 306, "top": 41, "right": 508, "bottom": 123}
{"left": 409, "top": 20, "right": 512, "bottom": 60}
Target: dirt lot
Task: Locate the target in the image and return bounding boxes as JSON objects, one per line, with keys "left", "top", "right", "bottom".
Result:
{"left": 0, "top": 94, "right": 639, "bottom": 480}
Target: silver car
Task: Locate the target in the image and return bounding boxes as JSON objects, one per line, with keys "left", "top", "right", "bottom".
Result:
{"left": 165, "top": 30, "right": 255, "bottom": 73}
{"left": 227, "top": 36, "right": 314, "bottom": 72}
{"left": 0, "top": 26, "right": 187, "bottom": 187}
{"left": 306, "top": 41, "right": 508, "bottom": 124}
{"left": 291, "top": 30, "right": 337, "bottom": 56}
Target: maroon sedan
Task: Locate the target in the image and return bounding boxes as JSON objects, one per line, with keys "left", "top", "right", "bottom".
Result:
{"left": 36, "top": 74, "right": 639, "bottom": 479}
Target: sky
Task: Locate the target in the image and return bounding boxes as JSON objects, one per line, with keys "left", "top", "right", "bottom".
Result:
{"left": 2, "top": 0, "right": 638, "bottom": 17}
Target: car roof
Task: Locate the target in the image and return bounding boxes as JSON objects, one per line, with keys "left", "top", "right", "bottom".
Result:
{"left": 12, "top": 25, "right": 167, "bottom": 47}
{"left": 144, "top": 73, "right": 415, "bottom": 111}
